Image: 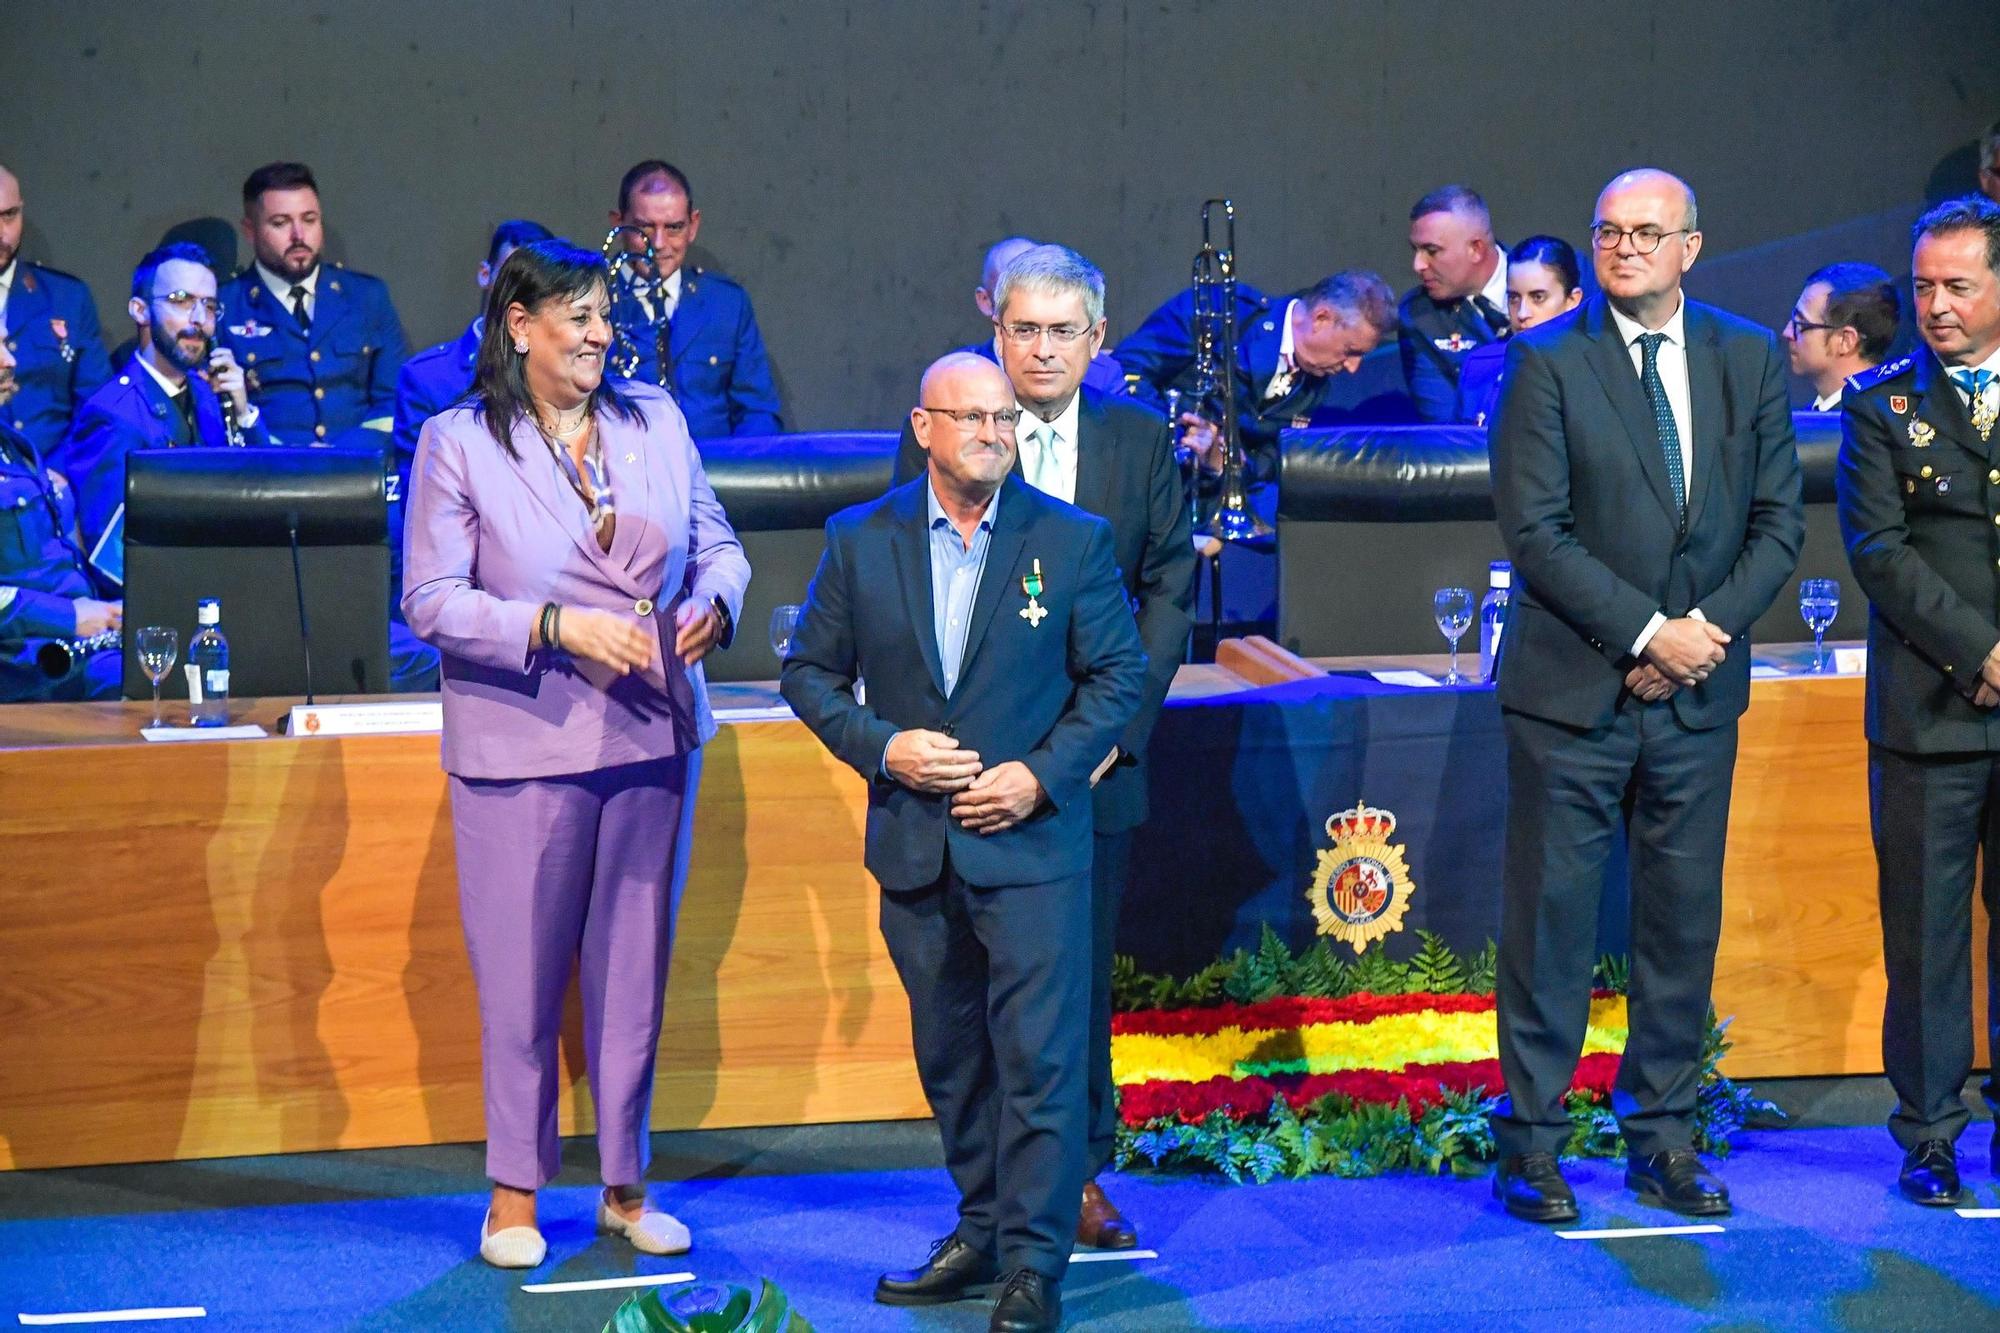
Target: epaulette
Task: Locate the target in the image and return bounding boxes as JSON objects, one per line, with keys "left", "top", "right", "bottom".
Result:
{"left": 1846, "top": 355, "right": 1913, "bottom": 395}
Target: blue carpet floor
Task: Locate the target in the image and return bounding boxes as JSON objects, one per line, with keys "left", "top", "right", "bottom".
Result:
{"left": 5, "top": 1111, "right": 2000, "bottom": 1331}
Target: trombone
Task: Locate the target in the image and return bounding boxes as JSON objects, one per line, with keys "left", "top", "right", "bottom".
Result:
{"left": 1184, "top": 198, "right": 1273, "bottom": 546}
{"left": 600, "top": 225, "right": 672, "bottom": 384}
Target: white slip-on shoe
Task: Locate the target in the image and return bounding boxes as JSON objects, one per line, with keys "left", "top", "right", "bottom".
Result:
{"left": 597, "top": 1189, "right": 692, "bottom": 1256}
{"left": 479, "top": 1208, "right": 548, "bottom": 1269}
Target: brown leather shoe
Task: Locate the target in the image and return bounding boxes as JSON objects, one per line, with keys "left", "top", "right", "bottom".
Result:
{"left": 1077, "top": 1179, "right": 1137, "bottom": 1250}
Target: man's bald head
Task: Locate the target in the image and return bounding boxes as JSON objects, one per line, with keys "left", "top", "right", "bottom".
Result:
{"left": 914, "top": 352, "right": 1017, "bottom": 502}
{"left": 977, "top": 236, "right": 1040, "bottom": 320}
{"left": 0, "top": 165, "right": 22, "bottom": 271}
{"left": 1597, "top": 168, "right": 1698, "bottom": 232}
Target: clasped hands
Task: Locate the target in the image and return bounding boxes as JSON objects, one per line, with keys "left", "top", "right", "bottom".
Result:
{"left": 885, "top": 728, "right": 1046, "bottom": 834}
{"left": 1624, "top": 616, "right": 1732, "bottom": 702}
{"left": 1974, "top": 644, "right": 2000, "bottom": 708}
{"left": 548, "top": 600, "right": 723, "bottom": 675}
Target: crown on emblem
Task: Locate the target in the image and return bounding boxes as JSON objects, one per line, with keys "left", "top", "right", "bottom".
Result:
{"left": 1325, "top": 801, "right": 1397, "bottom": 842}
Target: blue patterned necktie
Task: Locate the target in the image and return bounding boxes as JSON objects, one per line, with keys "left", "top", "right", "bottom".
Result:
{"left": 1636, "top": 332, "right": 1686, "bottom": 528}
{"left": 1949, "top": 367, "right": 1997, "bottom": 441}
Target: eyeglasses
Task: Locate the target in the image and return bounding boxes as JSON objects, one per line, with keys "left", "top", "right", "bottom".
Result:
{"left": 999, "top": 322, "right": 1090, "bottom": 346}
{"left": 633, "top": 220, "right": 690, "bottom": 238}
{"left": 154, "top": 291, "right": 224, "bottom": 318}
{"left": 1783, "top": 314, "right": 1836, "bottom": 337}
{"left": 920, "top": 406, "right": 1022, "bottom": 431}
{"left": 1589, "top": 224, "right": 1692, "bottom": 255}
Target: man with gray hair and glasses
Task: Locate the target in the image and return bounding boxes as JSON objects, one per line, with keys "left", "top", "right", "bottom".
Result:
{"left": 954, "top": 236, "right": 1126, "bottom": 395}
{"left": 897, "top": 245, "right": 1194, "bottom": 1251}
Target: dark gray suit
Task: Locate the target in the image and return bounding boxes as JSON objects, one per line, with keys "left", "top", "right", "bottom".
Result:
{"left": 781, "top": 474, "right": 1145, "bottom": 1280}
{"left": 1837, "top": 347, "right": 2000, "bottom": 1149}
{"left": 1489, "top": 294, "right": 1803, "bottom": 1157}
{"left": 895, "top": 386, "right": 1196, "bottom": 1174}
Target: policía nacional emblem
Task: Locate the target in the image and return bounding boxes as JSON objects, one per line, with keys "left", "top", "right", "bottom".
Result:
{"left": 1019, "top": 558, "right": 1048, "bottom": 628}
{"left": 1308, "top": 800, "right": 1416, "bottom": 954}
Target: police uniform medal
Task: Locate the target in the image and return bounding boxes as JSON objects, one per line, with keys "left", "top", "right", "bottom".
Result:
{"left": 1019, "top": 558, "right": 1047, "bottom": 628}
{"left": 1909, "top": 418, "right": 1935, "bottom": 448}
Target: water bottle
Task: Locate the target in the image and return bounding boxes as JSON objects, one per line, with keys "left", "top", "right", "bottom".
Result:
{"left": 1479, "top": 561, "right": 1512, "bottom": 684}
{"left": 187, "top": 598, "right": 231, "bottom": 726}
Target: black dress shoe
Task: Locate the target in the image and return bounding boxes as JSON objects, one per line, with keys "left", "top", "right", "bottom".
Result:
{"left": 1625, "top": 1148, "right": 1731, "bottom": 1216}
{"left": 1899, "top": 1138, "right": 1963, "bottom": 1206}
{"left": 989, "top": 1269, "right": 1061, "bottom": 1333}
{"left": 1493, "top": 1152, "right": 1579, "bottom": 1223}
{"left": 875, "top": 1233, "right": 998, "bottom": 1306}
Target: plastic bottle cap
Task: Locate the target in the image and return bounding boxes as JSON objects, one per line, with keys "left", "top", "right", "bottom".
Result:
{"left": 1489, "top": 566, "right": 1511, "bottom": 589}
{"left": 197, "top": 599, "right": 220, "bottom": 625}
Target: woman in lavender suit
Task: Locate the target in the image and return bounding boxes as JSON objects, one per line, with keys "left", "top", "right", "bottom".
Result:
{"left": 402, "top": 239, "right": 750, "bottom": 1269}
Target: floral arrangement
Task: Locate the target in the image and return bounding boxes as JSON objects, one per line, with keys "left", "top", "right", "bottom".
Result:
{"left": 1110, "top": 927, "right": 1774, "bottom": 1182}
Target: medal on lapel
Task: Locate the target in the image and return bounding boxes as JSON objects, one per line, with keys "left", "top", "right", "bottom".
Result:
{"left": 1908, "top": 418, "right": 1935, "bottom": 448}
{"left": 49, "top": 318, "right": 73, "bottom": 364}
{"left": 1019, "top": 558, "right": 1048, "bottom": 628}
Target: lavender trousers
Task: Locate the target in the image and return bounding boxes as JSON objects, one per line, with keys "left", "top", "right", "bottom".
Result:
{"left": 447, "top": 751, "right": 700, "bottom": 1189}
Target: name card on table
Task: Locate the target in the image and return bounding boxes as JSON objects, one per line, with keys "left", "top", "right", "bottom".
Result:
{"left": 1833, "top": 647, "right": 1868, "bottom": 675}
{"left": 286, "top": 701, "right": 443, "bottom": 737}
{"left": 142, "top": 724, "right": 269, "bottom": 742}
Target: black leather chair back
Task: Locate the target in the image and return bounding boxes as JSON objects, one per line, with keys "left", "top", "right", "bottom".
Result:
{"left": 699, "top": 431, "right": 899, "bottom": 681}
{"left": 1275, "top": 413, "right": 1859, "bottom": 658}
{"left": 124, "top": 448, "right": 390, "bottom": 698}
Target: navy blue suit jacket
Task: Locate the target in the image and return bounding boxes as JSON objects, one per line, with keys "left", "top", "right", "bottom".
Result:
{"left": 1114, "top": 283, "right": 1335, "bottom": 482}
{"left": 393, "top": 318, "right": 480, "bottom": 484}
{"left": 54, "top": 354, "right": 270, "bottom": 561}
{"left": 217, "top": 263, "right": 407, "bottom": 451}
{"left": 3, "top": 263, "right": 113, "bottom": 456}
{"left": 780, "top": 474, "right": 1147, "bottom": 891}
{"left": 1491, "top": 295, "right": 1804, "bottom": 731}
{"left": 608, "top": 267, "right": 782, "bottom": 439}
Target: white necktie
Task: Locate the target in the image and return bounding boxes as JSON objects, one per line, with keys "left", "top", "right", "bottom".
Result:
{"left": 1024, "top": 425, "right": 1054, "bottom": 495}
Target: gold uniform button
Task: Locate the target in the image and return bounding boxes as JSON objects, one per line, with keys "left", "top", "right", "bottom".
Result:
{"left": 708, "top": 355, "right": 719, "bottom": 366}
{"left": 1921, "top": 465, "right": 1934, "bottom": 478}
{"left": 314, "top": 424, "right": 327, "bottom": 439}
{"left": 309, "top": 350, "right": 320, "bottom": 363}
{"left": 245, "top": 353, "right": 256, "bottom": 364}
{"left": 1989, "top": 470, "right": 1998, "bottom": 484}
{"left": 635, "top": 598, "right": 654, "bottom": 616}
{"left": 313, "top": 387, "right": 325, "bottom": 400}
{"left": 1906, "top": 479, "right": 1917, "bottom": 493}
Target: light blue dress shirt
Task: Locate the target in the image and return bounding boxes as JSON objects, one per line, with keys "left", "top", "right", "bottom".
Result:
{"left": 928, "top": 479, "right": 997, "bottom": 697}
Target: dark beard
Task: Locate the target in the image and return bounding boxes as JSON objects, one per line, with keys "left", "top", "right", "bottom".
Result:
{"left": 159, "top": 329, "right": 210, "bottom": 374}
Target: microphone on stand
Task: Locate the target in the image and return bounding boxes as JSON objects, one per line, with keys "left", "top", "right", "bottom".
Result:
{"left": 288, "top": 510, "right": 316, "bottom": 708}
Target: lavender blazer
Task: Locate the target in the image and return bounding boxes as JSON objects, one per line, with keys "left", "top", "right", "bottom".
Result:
{"left": 402, "top": 382, "right": 750, "bottom": 780}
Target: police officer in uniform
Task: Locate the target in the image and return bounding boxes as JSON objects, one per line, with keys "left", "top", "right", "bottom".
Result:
{"left": 605, "top": 160, "right": 783, "bottom": 439}
{"left": 0, "top": 337, "right": 121, "bottom": 702}
{"left": 1114, "top": 269, "right": 1396, "bottom": 484}
{"left": 56, "top": 243, "right": 268, "bottom": 574}
{"left": 1837, "top": 195, "right": 2000, "bottom": 1206}
{"left": 1399, "top": 185, "right": 1509, "bottom": 423}
{"left": 0, "top": 165, "right": 113, "bottom": 456}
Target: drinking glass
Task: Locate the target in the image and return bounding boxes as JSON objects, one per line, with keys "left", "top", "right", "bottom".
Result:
{"left": 134, "top": 626, "right": 179, "bottom": 728}
{"left": 769, "top": 604, "right": 803, "bottom": 661}
{"left": 1799, "top": 578, "right": 1840, "bottom": 672}
{"left": 1434, "top": 587, "right": 1475, "bottom": 685}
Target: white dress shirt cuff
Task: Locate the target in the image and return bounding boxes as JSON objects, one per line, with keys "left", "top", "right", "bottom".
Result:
{"left": 1631, "top": 612, "right": 1668, "bottom": 658}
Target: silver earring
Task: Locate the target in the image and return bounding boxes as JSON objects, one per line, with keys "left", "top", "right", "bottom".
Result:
{"left": 513, "top": 341, "right": 529, "bottom": 355}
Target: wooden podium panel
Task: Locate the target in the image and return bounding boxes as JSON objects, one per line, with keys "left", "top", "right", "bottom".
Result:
{"left": 0, "top": 709, "right": 927, "bottom": 1172}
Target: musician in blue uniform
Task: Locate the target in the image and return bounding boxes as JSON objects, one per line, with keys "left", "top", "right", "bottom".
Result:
{"left": 1399, "top": 185, "right": 1510, "bottom": 422}
{"left": 1458, "top": 236, "right": 1584, "bottom": 429}
{"left": 216, "top": 162, "right": 408, "bottom": 455}
{"left": 0, "top": 338, "right": 121, "bottom": 702}
{"left": 1114, "top": 268, "right": 1396, "bottom": 483}
{"left": 55, "top": 243, "right": 269, "bottom": 577}
{"left": 0, "top": 165, "right": 114, "bottom": 456}
{"left": 605, "top": 160, "right": 783, "bottom": 439}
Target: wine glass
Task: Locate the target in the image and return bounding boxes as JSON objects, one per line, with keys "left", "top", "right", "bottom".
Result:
{"left": 1434, "top": 587, "right": 1475, "bottom": 685}
{"left": 134, "top": 626, "right": 179, "bottom": 728}
{"left": 1799, "top": 578, "right": 1840, "bottom": 672}
{"left": 768, "top": 604, "right": 802, "bottom": 662}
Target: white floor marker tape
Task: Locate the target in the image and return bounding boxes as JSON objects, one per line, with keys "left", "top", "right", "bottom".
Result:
{"left": 19, "top": 1310, "right": 207, "bottom": 1327}
{"left": 1556, "top": 1225, "right": 1725, "bottom": 1241}
{"left": 1954, "top": 1208, "right": 2000, "bottom": 1219}
{"left": 1069, "top": 1249, "right": 1161, "bottom": 1264}
{"left": 520, "top": 1273, "right": 696, "bottom": 1295}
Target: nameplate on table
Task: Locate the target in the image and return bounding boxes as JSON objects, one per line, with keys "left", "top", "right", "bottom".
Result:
{"left": 287, "top": 701, "right": 443, "bottom": 737}
{"left": 1833, "top": 647, "right": 1867, "bottom": 675}
{"left": 141, "top": 724, "right": 269, "bottom": 743}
